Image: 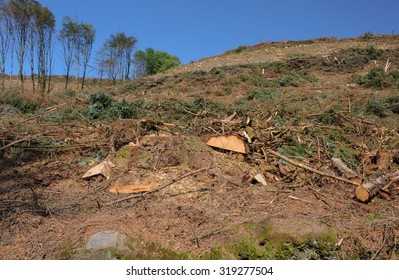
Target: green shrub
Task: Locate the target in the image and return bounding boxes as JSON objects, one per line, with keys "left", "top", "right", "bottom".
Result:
{"left": 353, "top": 67, "right": 399, "bottom": 89}
{"left": 365, "top": 100, "right": 391, "bottom": 117}
{"left": 89, "top": 91, "right": 113, "bottom": 108}
{"left": 362, "top": 31, "right": 376, "bottom": 40}
{"left": 317, "top": 108, "right": 344, "bottom": 125}
{"left": 278, "top": 70, "right": 318, "bottom": 87}
{"left": 235, "top": 45, "right": 248, "bottom": 53}
{"left": 86, "top": 91, "right": 144, "bottom": 120}
{"left": 1, "top": 94, "right": 40, "bottom": 113}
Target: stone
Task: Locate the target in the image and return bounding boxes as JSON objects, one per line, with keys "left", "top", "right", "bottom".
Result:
{"left": 86, "top": 230, "right": 128, "bottom": 250}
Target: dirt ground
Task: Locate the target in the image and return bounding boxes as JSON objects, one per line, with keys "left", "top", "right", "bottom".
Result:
{"left": 1, "top": 34, "right": 399, "bottom": 260}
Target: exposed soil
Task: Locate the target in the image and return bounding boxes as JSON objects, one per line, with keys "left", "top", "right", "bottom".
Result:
{"left": 1, "top": 34, "right": 399, "bottom": 260}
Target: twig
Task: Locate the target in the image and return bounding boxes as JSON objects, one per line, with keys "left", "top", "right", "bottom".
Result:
{"left": 18, "top": 104, "right": 65, "bottom": 125}
{"left": 371, "top": 224, "right": 388, "bottom": 260}
{"left": 0, "top": 133, "right": 43, "bottom": 152}
{"left": 107, "top": 165, "right": 212, "bottom": 205}
{"left": 265, "top": 149, "right": 358, "bottom": 186}
{"left": 288, "top": 195, "right": 313, "bottom": 204}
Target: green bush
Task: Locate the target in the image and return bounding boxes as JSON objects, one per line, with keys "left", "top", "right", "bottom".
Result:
{"left": 362, "top": 31, "right": 376, "bottom": 40}
{"left": 1, "top": 93, "right": 40, "bottom": 113}
{"left": 353, "top": 67, "right": 399, "bottom": 89}
{"left": 277, "top": 70, "right": 318, "bottom": 87}
{"left": 90, "top": 91, "right": 113, "bottom": 108}
{"left": 86, "top": 91, "right": 141, "bottom": 120}
{"left": 365, "top": 100, "right": 391, "bottom": 117}
{"left": 235, "top": 45, "right": 248, "bottom": 53}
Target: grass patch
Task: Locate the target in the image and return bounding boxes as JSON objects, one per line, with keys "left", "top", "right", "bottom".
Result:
{"left": 246, "top": 89, "right": 281, "bottom": 100}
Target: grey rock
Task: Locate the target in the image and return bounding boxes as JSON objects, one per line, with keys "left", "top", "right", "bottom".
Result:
{"left": 86, "top": 230, "right": 128, "bottom": 250}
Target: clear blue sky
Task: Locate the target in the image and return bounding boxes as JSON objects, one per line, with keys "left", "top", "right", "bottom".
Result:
{"left": 37, "top": 0, "right": 399, "bottom": 76}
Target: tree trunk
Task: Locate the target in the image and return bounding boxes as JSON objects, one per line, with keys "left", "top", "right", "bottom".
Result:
{"left": 65, "top": 67, "right": 70, "bottom": 89}
{"left": 81, "top": 67, "right": 86, "bottom": 90}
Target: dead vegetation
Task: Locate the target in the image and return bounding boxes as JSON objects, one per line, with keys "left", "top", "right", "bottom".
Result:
{"left": 1, "top": 35, "right": 399, "bottom": 260}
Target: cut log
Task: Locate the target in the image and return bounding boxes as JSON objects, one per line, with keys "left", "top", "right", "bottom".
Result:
{"left": 355, "top": 170, "right": 399, "bottom": 202}
{"left": 206, "top": 135, "right": 248, "bottom": 154}
{"left": 109, "top": 181, "right": 157, "bottom": 194}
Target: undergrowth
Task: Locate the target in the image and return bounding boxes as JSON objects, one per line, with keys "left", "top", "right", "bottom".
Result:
{"left": 352, "top": 67, "right": 399, "bottom": 89}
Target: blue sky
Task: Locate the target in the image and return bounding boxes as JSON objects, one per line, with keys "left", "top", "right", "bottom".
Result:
{"left": 35, "top": 0, "right": 399, "bottom": 75}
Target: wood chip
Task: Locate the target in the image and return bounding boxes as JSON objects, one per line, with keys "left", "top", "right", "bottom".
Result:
{"left": 206, "top": 135, "right": 248, "bottom": 154}
{"left": 109, "top": 182, "right": 157, "bottom": 194}
{"left": 82, "top": 161, "right": 115, "bottom": 180}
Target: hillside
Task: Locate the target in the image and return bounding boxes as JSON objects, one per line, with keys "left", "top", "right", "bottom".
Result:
{"left": 1, "top": 34, "right": 399, "bottom": 260}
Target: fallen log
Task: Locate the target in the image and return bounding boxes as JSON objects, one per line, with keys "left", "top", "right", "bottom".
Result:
{"left": 355, "top": 170, "right": 399, "bottom": 202}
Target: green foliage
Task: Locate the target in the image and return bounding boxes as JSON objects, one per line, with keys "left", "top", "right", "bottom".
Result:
{"left": 201, "top": 225, "right": 337, "bottom": 260}
{"left": 368, "top": 212, "right": 381, "bottom": 221}
{"left": 86, "top": 91, "right": 141, "bottom": 120}
{"left": 365, "top": 99, "right": 391, "bottom": 117}
{"left": 278, "top": 144, "right": 314, "bottom": 158}
{"left": 277, "top": 70, "right": 318, "bottom": 87}
{"left": 362, "top": 31, "right": 376, "bottom": 40}
{"left": 332, "top": 146, "right": 360, "bottom": 168}
{"left": 317, "top": 108, "right": 344, "bottom": 125}
{"left": 1, "top": 93, "right": 40, "bottom": 113}
{"left": 134, "top": 48, "right": 181, "bottom": 76}
{"left": 89, "top": 91, "right": 113, "bottom": 108}
{"left": 246, "top": 89, "right": 280, "bottom": 100}
{"left": 354, "top": 67, "right": 399, "bottom": 89}
{"left": 235, "top": 45, "right": 248, "bottom": 53}
{"left": 384, "top": 95, "right": 399, "bottom": 114}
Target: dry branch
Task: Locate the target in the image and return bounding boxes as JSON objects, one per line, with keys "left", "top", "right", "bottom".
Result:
{"left": 265, "top": 149, "right": 359, "bottom": 186}
{"left": 0, "top": 133, "right": 43, "bottom": 152}
{"left": 17, "top": 103, "right": 65, "bottom": 125}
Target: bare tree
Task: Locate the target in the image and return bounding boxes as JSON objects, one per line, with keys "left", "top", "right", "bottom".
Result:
{"left": 59, "top": 16, "right": 79, "bottom": 89}
{"left": 79, "top": 22, "right": 95, "bottom": 89}
{"left": 5, "top": 0, "right": 37, "bottom": 84}
{"left": 32, "top": 4, "right": 55, "bottom": 93}
{"left": 0, "top": 0, "right": 11, "bottom": 87}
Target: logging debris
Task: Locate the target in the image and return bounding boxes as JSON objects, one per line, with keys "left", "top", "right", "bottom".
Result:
{"left": 82, "top": 161, "right": 115, "bottom": 180}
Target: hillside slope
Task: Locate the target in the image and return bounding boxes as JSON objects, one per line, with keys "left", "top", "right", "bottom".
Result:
{"left": 1, "top": 34, "right": 399, "bottom": 260}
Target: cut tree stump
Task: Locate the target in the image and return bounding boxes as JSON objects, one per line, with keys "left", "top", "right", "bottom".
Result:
{"left": 376, "top": 150, "right": 393, "bottom": 169}
{"left": 206, "top": 135, "right": 248, "bottom": 154}
{"left": 355, "top": 170, "right": 399, "bottom": 202}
